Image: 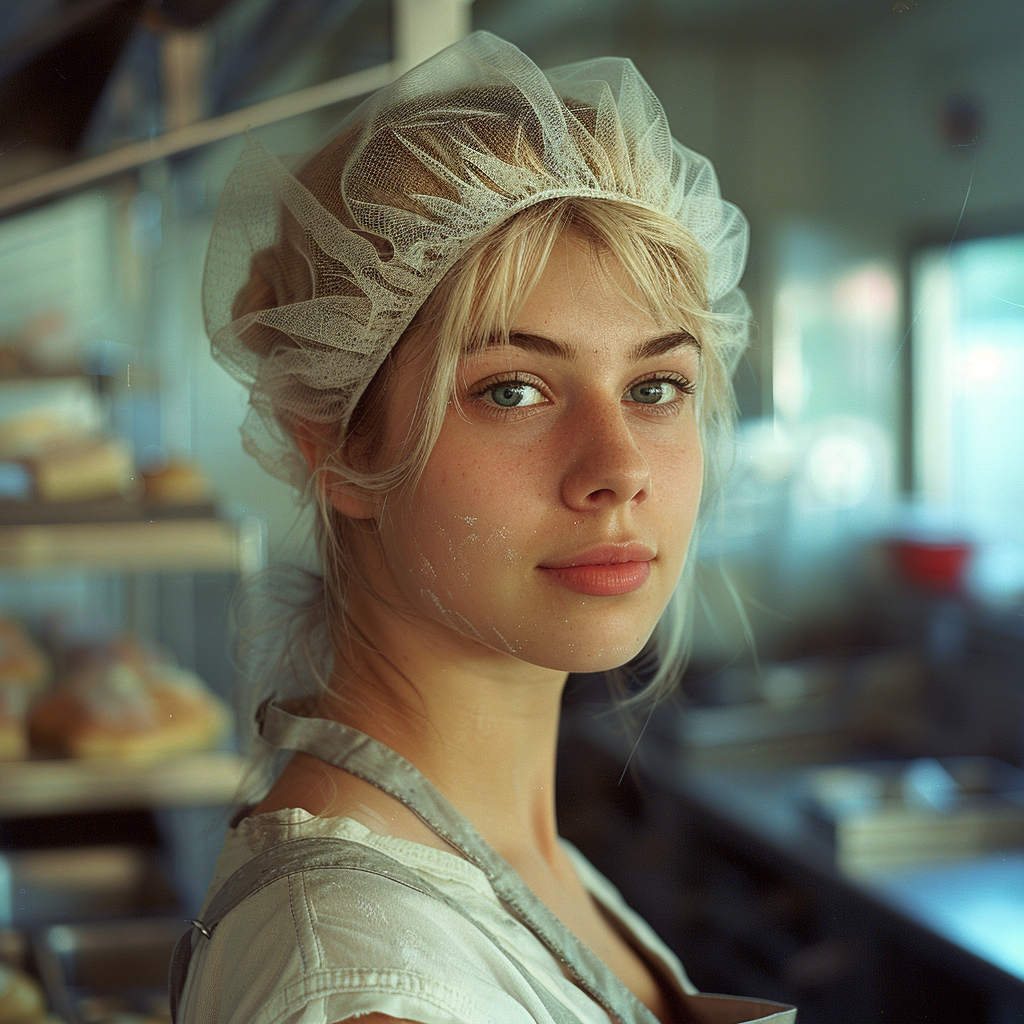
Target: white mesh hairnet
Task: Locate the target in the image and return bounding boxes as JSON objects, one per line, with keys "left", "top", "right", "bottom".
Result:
{"left": 203, "top": 31, "right": 750, "bottom": 489}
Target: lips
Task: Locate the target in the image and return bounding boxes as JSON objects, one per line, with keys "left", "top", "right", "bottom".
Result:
{"left": 538, "top": 543, "right": 654, "bottom": 596}
{"left": 539, "top": 542, "right": 655, "bottom": 569}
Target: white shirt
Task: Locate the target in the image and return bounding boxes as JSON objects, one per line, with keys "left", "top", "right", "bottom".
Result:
{"left": 178, "top": 808, "right": 697, "bottom": 1024}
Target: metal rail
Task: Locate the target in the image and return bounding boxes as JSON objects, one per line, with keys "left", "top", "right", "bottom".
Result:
{"left": 0, "top": 0, "right": 474, "bottom": 216}
{"left": 0, "top": 61, "right": 396, "bottom": 217}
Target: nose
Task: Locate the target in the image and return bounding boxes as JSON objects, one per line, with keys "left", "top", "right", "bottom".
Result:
{"left": 560, "top": 400, "right": 652, "bottom": 511}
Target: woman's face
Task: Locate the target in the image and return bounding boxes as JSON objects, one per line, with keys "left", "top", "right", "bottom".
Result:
{"left": 364, "top": 231, "right": 704, "bottom": 674}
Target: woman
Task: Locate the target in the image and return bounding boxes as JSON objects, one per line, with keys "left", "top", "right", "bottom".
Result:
{"left": 174, "top": 31, "right": 794, "bottom": 1024}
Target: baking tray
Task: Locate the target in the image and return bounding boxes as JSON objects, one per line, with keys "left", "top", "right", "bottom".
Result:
{"left": 1, "top": 846, "right": 177, "bottom": 927}
{"left": 32, "top": 916, "right": 185, "bottom": 1023}
{"left": 803, "top": 756, "right": 1024, "bottom": 876}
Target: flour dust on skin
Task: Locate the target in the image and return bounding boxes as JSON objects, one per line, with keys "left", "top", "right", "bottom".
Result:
{"left": 420, "top": 586, "right": 489, "bottom": 644}
{"left": 413, "top": 511, "right": 531, "bottom": 656}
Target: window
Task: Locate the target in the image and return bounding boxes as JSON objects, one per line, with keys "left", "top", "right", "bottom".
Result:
{"left": 912, "top": 234, "right": 1024, "bottom": 547}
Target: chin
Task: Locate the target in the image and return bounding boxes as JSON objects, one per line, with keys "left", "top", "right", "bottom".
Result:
{"left": 556, "top": 652, "right": 647, "bottom": 676}
{"left": 507, "top": 630, "right": 654, "bottom": 676}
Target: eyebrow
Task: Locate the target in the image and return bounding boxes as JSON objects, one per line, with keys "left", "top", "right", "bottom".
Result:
{"left": 483, "top": 329, "right": 701, "bottom": 362}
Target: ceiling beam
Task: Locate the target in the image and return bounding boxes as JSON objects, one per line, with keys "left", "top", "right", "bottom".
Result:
{"left": 0, "top": 60, "right": 395, "bottom": 217}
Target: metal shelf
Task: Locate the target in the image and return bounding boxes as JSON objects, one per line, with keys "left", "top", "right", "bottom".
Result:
{"left": 0, "top": 751, "right": 247, "bottom": 817}
{"left": 0, "top": 515, "right": 263, "bottom": 574}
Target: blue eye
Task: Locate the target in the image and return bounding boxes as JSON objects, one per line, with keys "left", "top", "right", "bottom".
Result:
{"left": 630, "top": 380, "right": 677, "bottom": 405}
{"left": 484, "top": 381, "right": 544, "bottom": 408}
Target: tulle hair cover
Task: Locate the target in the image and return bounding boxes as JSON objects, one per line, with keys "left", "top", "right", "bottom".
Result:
{"left": 203, "top": 31, "right": 750, "bottom": 489}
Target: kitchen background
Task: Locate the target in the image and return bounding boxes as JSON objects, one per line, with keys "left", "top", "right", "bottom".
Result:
{"left": 0, "top": 1, "right": 1020, "bottom": 1021}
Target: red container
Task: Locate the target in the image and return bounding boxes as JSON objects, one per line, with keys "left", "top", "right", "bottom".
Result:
{"left": 891, "top": 538, "right": 972, "bottom": 593}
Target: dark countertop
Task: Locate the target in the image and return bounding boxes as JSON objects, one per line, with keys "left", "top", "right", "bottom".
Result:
{"left": 661, "top": 758, "right": 1024, "bottom": 984}
{"left": 589, "top": 724, "right": 1024, "bottom": 993}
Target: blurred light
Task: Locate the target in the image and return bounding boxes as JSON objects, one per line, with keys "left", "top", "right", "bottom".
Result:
{"left": 740, "top": 419, "right": 796, "bottom": 483}
{"left": 832, "top": 265, "right": 899, "bottom": 326}
{"left": 913, "top": 234, "right": 1024, "bottom": 547}
{"left": 968, "top": 540, "right": 1024, "bottom": 605}
{"left": 964, "top": 346, "right": 1005, "bottom": 384}
{"left": 805, "top": 432, "right": 876, "bottom": 508}
{"left": 772, "top": 282, "right": 812, "bottom": 422}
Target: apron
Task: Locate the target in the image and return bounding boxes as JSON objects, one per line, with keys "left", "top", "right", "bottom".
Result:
{"left": 170, "top": 699, "right": 796, "bottom": 1024}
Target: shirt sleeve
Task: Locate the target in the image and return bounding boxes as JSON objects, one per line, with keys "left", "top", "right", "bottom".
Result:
{"left": 181, "top": 867, "right": 566, "bottom": 1024}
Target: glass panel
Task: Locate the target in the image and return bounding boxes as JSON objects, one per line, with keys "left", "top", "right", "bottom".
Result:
{"left": 912, "top": 234, "right": 1024, "bottom": 547}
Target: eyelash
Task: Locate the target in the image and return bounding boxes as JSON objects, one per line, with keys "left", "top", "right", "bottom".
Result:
{"left": 470, "top": 371, "right": 697, "bottom": 417}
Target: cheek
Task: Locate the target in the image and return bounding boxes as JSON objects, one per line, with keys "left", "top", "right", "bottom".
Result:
{"left": 651, "top": 418, "right": 703, "bottom": 492}
{"left": 389, "top": 458, "right": 527, "bottom": 587}
{"left": 651, "top": 430, "right": 704, "bottom": 559}
{"left": 682, "top": 443, "right": 705, "bottom": 521}
{"left": 427, "top": 436, "right": 542, "bottom": 519}
{"left": 682, "top": 437, "right": 704, "bottom": 507}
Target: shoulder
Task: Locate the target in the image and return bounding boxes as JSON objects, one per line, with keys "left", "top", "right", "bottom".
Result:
{"left": 251, "top": 755, "right": 459, "bottom": 855}
{"left": 209, "top": 856, "right": 493, "bottom": 971}
{"left": 183, "top": 849, "right": 545, "bottom": 1024}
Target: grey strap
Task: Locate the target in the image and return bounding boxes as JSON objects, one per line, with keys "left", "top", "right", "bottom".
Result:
{"left": 256, "top": 699, "right": 656, "bottom": 1024}
{"left": 171, "top": 836, "right": 588, "bottom": 1024}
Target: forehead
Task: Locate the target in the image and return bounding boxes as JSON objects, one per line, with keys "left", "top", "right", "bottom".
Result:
{"left": 518, "top": 232, "right": 647, "bottom": 312}
{"left": 398, "top": 220, "right": 706, "bottom": 377}
{"left": 501, "top": 233, "right": 695, "bottom": 355}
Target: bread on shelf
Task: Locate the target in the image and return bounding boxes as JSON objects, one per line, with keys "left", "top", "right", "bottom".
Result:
{"left": 0, "top": 962, "right": 47, "bottom": 1024}
{"left": 22, "top": 436, "right": 135, "bottom": 503}
{"left": 28, "top": 641, "right": 231, "bottom": 761}
{"left": 141, "top": 457, "right": 211, "bottom": 505}
{"left": 0, "top": 373, "right": 132, "bottom": 503}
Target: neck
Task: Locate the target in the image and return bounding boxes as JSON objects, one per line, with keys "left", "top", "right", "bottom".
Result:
{"left": 320, "top": 600, "right": 571, "bottom": 870}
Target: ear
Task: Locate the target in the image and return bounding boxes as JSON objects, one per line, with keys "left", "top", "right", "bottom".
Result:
{"left": 293, "top": 423, "right": 377, "bottom": 521}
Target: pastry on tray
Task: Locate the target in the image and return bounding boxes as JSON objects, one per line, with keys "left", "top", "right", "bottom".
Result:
{"left": 28, "top": 641, "right": 231, "bottom": 761}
